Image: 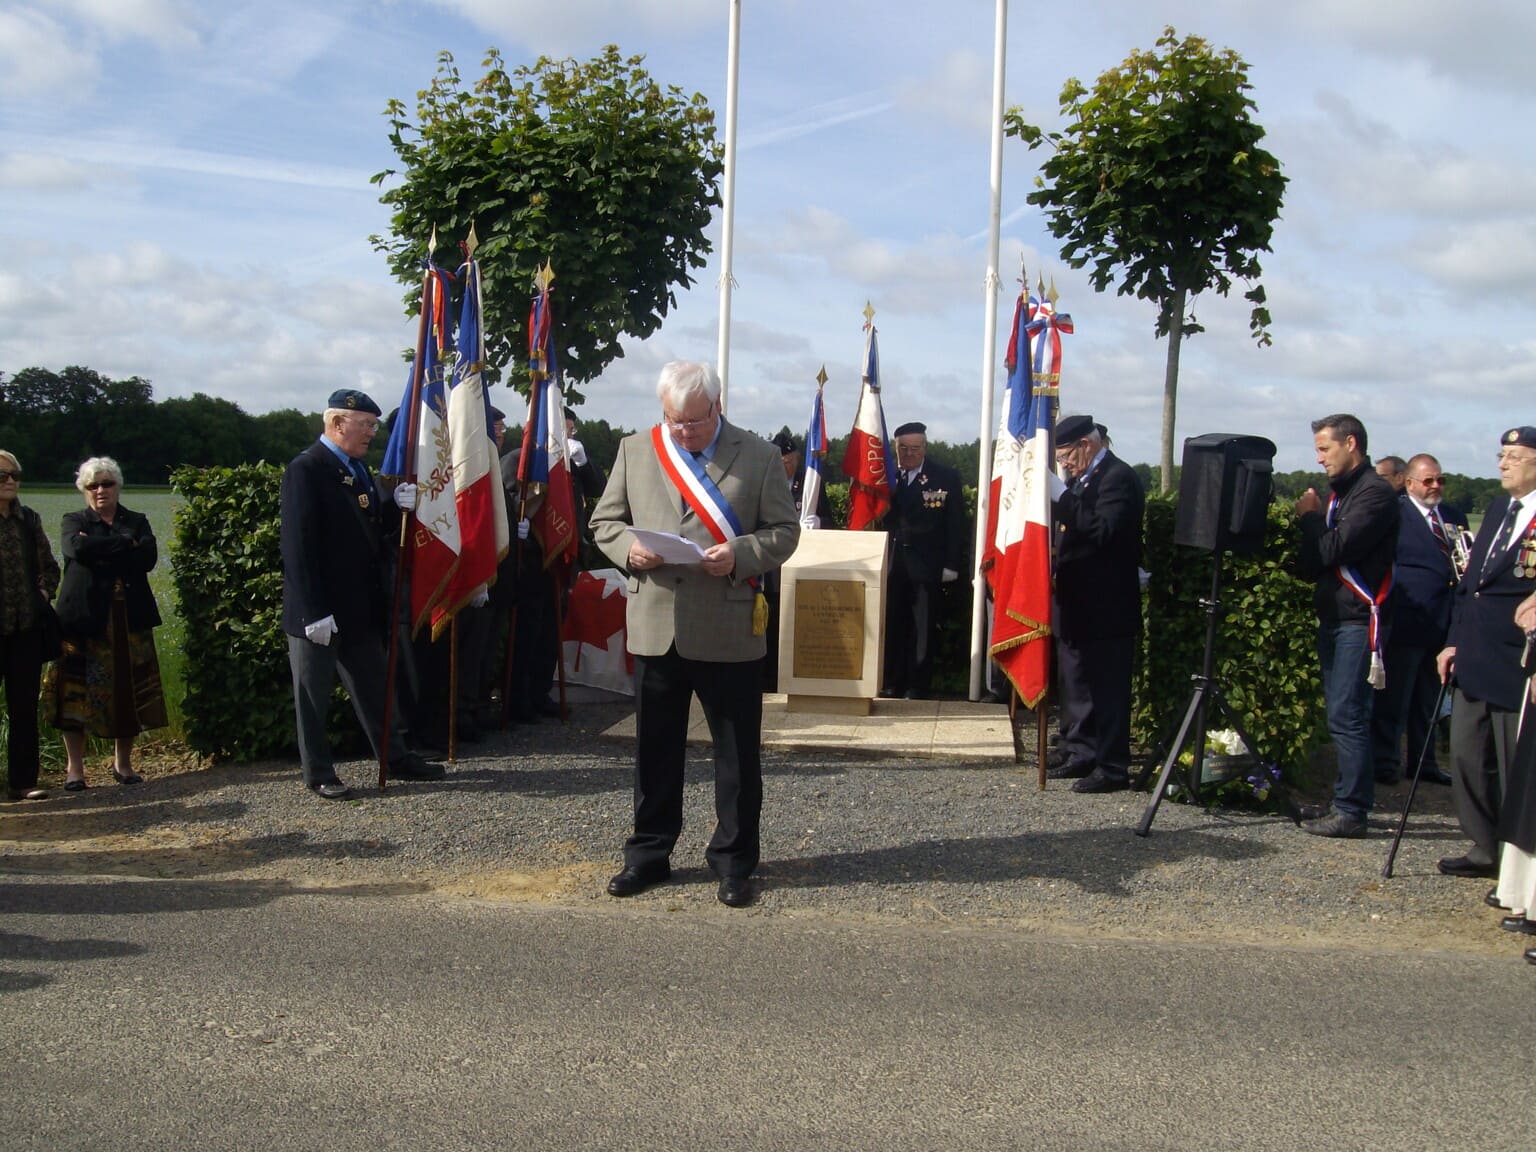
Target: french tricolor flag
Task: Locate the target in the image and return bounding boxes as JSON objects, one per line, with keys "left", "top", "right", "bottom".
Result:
{"left": 840, "top": 318, "right": 894, "bottom": 531}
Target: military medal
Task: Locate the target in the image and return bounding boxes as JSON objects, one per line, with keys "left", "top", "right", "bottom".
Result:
{"left": 358, "top": 493, "right": 370, "bottom": 509}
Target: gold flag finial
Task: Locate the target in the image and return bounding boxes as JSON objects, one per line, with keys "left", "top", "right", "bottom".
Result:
{"left": 428, "top": 226, "right": 438, "bottom": 258}
{"left": 816, "top": 365, "right": 828, "bottom": 388}
{"left": 534, "top": 259, "right": 555, "bottom": 293}
{"left": 862, "top": 300, "right": 876, "bottom": 327}
{"left": 1047, "top": 277, "right": 1059, "bottom": 305}
{"left": 464, "top": 222, "right": 479, "bottom": 261}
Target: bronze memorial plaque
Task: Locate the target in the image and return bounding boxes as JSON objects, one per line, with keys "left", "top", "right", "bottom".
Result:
{"left": 792, "top": 578, "right": 866, "bottom": 680}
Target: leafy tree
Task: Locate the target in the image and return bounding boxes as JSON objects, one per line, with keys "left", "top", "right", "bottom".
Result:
{"left": 1008, "top": 27, "right": 1287, "bottom": 493}
{"left": 371, "top": 46, "right": 724, "bottom": 402}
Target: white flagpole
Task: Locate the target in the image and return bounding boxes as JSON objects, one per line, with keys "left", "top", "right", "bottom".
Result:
{"left": 969, "top": 0, "right": 1009, "bottom": 701}
{"left": 716, "top": 0, "right": 742, "bottom": 412}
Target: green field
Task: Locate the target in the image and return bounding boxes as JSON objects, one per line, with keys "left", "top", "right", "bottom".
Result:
{"left": 21, "top": 487, "right": 186, "bottom": 739}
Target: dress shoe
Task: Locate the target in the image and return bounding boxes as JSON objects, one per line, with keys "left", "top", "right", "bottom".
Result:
{"left": 390, "top": 754, "right": 446, "bottom": 781}
{"left": 111, "top": 768, "right": 144, "bottom": 785}
{"left": 1046, "top": 760, "right": 1094, "bottom": 780}
{"left": 1295, "top": 802, "right": 1332, "bottom": 822}
{"left": 310, "top": 780, "right": 352, "bottom": 800}
{"left": 904, "top": 689, "right": 929, "bottom": 701}
{"left": 1500, "top": 915, "right": 1536, "bottom": 936}
{"left": 6, "top": 788, "right": 48, "bottom": 801}
{"left": 63, "top": 779, "right": 87, "bottom": 792}
{"left": 717, "top": 876, "right": 756, "bottom": 908}
{"left": 1072, "top": 767, "right": 1129, "bottom": 794}
{"left": 1417, "top": 765, "right": 1454, "bottom": 786}
{"left": 606, "top": 864, "right": 671, "bottom": 898}
{"left": 1300, "top": 811, "right": 1368, "bottom": 838}
{"left": 535, "top": 696, "right": 562, "bottom": 718}
{"left": 1486, "top": 887, "right": 1510, "bottom": 910}
{"left": 877, "top": 688, "right": 901, "bottom": 700}
{"left": 1438, "top": 855, "right": 1496, "bottom": 879}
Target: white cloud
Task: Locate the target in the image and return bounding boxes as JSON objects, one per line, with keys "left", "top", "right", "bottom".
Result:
{"left": 897, "top": 49, "right": 993, "bottom": 135}
{"left": 430, "top": 0, "right": 722, "bottom": 55}
{"left": 0, "top": 8, "right": 97, "bottom": 97}
{"left": 54, "top": 0, "right": 199, "bottom": 51}
{"left": 0, "top": 151, "right": 118, "bottom": 190}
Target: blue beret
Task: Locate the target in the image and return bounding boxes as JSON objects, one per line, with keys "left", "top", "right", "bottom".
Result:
{"left": 1502, "top": 427, "right": 1536, "bottom": 450}
{"left": 328, "top": 389, "right": 381, "bottom": 417}
{"left": 1056, "top": 413, "right": 1095, "bottom": 443}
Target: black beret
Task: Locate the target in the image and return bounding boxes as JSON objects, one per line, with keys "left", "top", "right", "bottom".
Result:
{"left": 489, "top": 406, "right": 506, "bottom": 421}
{"left": 1056, "top": 413, "right": 1095, "bottom": 444}
{"left": 1502, "top": 427, "right": 1536, "bottom": 450}
{"left": 771, "top": 430, "right": 797, "bottom": 455}
{"left": 328, "top": 388, "right": 381, "bottom": 417}
{"left": 892, "top": 422, "right": 926, "bottom": 438}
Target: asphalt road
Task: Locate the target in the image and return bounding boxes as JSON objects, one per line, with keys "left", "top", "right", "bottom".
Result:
{"left": 2, "top": 872, "right": 1529, "bottom": 1152}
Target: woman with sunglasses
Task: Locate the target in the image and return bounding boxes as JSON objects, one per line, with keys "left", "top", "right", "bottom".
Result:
{"left": 0, "top": 450, "right": 61, "bottom": 801}
{"left": 48, "top": 456, "right": 166, "bottom": 790}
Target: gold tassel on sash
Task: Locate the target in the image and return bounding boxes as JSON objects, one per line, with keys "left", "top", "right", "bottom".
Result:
{"left": 752, "top": 590, "right": 769, "bottom": 636}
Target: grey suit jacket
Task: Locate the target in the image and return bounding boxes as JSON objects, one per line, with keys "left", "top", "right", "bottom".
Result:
{"left": 591, "top": 418, "right": 800, "bottom": 662}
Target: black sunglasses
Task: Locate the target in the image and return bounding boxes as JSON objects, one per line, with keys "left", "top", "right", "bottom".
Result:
{"left": 0, "top": 470, "right": 20, "bottom": 482}
{"left": 85, "top": 480, "right": 118, "bottom": 491}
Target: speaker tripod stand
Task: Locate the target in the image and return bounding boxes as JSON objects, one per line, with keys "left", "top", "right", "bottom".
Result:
{"left": 1134, "top": 550, "right": 1300, "bottom": 837}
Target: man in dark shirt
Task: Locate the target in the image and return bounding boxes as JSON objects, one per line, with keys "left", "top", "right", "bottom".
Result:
{"left": 1295, "top": 413, "right": 1400, "bottom": 837}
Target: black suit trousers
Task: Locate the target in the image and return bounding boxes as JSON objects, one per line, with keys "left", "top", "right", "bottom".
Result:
{"left": 628, "top": 646, "right": 763, "bottom": 878}
{"left": 1056, "top": 631, "right": 1134, "bottom": 778}
{"left": 1448, "top": 689, "right": 1517, "bottom": 868}
{"left": 884, "top": 566, "right": 939, "bottom": 695}
{"left": 1, "top": 627, "right": 44, "bottom": 792}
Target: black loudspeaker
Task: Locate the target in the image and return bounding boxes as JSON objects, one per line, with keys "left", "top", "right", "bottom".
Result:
{"left": 1173, "top": 433, "right": 1277, "bottom": 554}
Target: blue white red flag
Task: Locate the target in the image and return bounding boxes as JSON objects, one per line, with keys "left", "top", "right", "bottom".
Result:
{"left": 381, "top": 259, "right": 459, "bottom": 636}
{"left": 801, "top": 375, "right": 829, "bottom": 529}
{"left": 985, "top": 282, "right": 1071, "bottom": 707}
{"left": 840, "top": 318, "right": 894, "bottom": 531}
{"left": 517, "top": 277, "right": 578, "bottom": 573}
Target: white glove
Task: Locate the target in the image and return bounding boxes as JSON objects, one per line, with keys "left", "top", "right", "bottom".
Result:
{"left": 470, "top": 587, "right": 490, "bottom": 608}
{"left": 392, "top": 482, "right": 418, "bottom": 511}
{"left": 801, "top": 514, "right": 821, "bottom": 531}
{"left": 517, "top": 519, "right": 531, "bottom": 540}
{"left": 304, "top": 615, "right": 338, "bottom": 646}
{"left": 567, "top": 438, "right": 588, "bottom": 466}
{"left": 942, "top": 568, "right": 959, "bottom": 584}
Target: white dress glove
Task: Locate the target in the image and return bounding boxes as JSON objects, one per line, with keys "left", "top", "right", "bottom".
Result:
{"left": 567, "top": 438, "right": 588, "bottom": 466}
{"left": 942, "top": 568, "right": 959, "bottom": 584}
{"left": 518, "top": 519, "right": 531, "bottom": 540}
{"left": 393, "top": 482, "right": 418, "bottom": 511}
{"left": 304, "top": 615, "right": 339, "bottom": 646}
{"left": 801, "top": 514, "right": 821, "bottom": 531}
{"left": 470, "top": 587, "right": 490, "bottom": 608}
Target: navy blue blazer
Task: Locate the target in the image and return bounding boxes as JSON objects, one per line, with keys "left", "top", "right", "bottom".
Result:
{"left": 1054, "top": 451, "right": 1145, "bottom": 641}
{"left": 1448, "top": 492, "right": 1533, "bottom": 711}
{"left": 886, "top": 458, "right": 967, "bottom": 584}
{"left": 280, "top": 440, "right": 392, "bottom": 639}
{"left": 1389, "top": 497, "right": 1467, "bottom": 648}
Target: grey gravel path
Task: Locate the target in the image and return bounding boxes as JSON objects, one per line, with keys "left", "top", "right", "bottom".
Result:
{"left": 0, "top": 698, "right": 1516, "bottom": 962}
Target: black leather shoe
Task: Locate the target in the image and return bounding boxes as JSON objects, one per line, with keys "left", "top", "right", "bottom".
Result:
{"left": 111, "top": 769, "right": 144, "bottom": 785}
{"left": 311, "top": 780, "right": 352, "bottom": 800}
{"left": 390, "top": 754, "right": 446, "bottom": 781}
{"left": 1301, "top": 811, "right": 1368, "bottom": 838}
{"left": 535, "top": 696, "right": 562, "bottom": 718}
{"left": 1046, "top": 760, "right": 1094, "bottom": 780}
{"left": 1486, "top": 887, "right": 1510, "bottom": 910}
{"left": 1072, "top": 767, "right": 1129, "bottom": 794}
{"left": 1418, "top": 765, "right": 1454, "bottom": 786}
{"left": 606, "top": 864, "right": 671, "bottom": 898}
{"left": 1438, "top": 855, "right": 1496, "bottom": 879}
{"left": 63, "top": 779, "right": 87, "bottom": 792}
{"left": 717, "top": 876, "right": 756, "bottom": 908}
{"left": 1295, "top": 802, "right": 1332, "bottom": 822}
{"left": 1500, "top": 915, "right": 1536, "bottom": 935}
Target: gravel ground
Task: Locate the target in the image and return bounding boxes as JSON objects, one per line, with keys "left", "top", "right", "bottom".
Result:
{"left": 0, "top": 698, "right": 1518, "bottom": 961}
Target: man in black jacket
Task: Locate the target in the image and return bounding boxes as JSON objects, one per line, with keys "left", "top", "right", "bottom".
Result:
{"left": 1435, "top": 426, "right": 1536, "bottom": 878}
{"left": 1295, "top": 413, "right": 1400, "bottom": 837}
{"left": 880, "top": 421, "right": 967, "bottom": 700}
{"left": 1047, "top": 414, "right": 1145, "bottom": 794}
{"left": 280, "top": 390, "right": 443, "bottom": 799}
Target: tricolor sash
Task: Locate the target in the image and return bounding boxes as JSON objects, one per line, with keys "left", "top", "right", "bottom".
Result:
{"left": 1327, "top": 493, "right": 1393, "bottom": 689}
{"left": 650, "top": 424, "right": 769, "bottom": 635}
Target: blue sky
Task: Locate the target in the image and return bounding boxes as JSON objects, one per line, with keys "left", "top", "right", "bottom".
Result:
{"left": 2, "top": 0, "right": 1534, "bottom": 476}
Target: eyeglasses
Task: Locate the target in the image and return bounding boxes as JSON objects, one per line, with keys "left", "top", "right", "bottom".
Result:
{"left": 345, "top": 417, "right": 380, "bottom": 432}
{"left": 1414, "top": 476, "right": 1445, "bottom": 486}
{"left": 1498, "top": 451, "right": 1536, "bottom": 465}
{"left": 663, "top": 401, "right": 716, "bottom": 432}
{"left": 0, "top": 470, "right": 19, "bottom": 482}
{"left": 85, "top": 480, "right": 118, "bottom": 491}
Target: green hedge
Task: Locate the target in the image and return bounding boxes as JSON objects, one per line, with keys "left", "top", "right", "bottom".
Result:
{"left": 171, "top": 463, "right": 364, "bottom": 762}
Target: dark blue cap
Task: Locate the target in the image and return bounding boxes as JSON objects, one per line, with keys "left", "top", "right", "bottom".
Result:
{"left": 1056, "top": 413, "right": 1095, "bottom": 444}
{"left": 328, "top": 389, "right": 381, "bottom": 416}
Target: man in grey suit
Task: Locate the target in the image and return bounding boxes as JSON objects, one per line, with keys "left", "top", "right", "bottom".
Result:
{"left": 590, "top": 361, "right": 800, "bottom": 907}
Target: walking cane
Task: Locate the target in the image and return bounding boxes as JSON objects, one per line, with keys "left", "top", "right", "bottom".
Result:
{"left": 1382, "top": 678, "right": 1451, "bottom": 879}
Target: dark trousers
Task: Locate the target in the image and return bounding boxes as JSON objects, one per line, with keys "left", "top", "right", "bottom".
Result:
{"left": 1056, "top": 629, "right": 1134, "bottom": 778}
{"left": 1, "top": 627, "right": 43, "bottom": 792}
{"left": 1370, "top": 640, "right": 1443, "bottom": 781}
{"left": 510, "top": 578, "right": 558, "bottom": 716}
{"left": 287, "top": 631, "right": 408, "bottom": 787}
{"left": 883, "top": 568, "right": 938, "bottom": 695}
{"left": 1448, "top": 690, "right": 1517, "bottom": 868}
{"left": 627, "top": 646, "right": 763, "bottom": 878}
